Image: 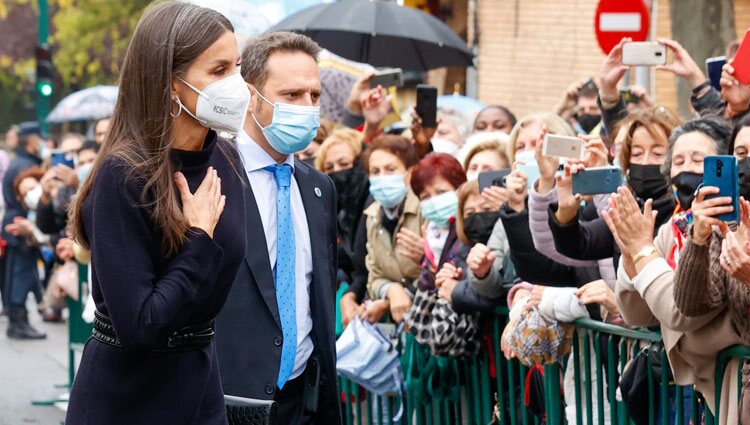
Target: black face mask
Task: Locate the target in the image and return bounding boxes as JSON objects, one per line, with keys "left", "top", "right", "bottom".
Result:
{"left": 463, "top": 211, "right": 501, "bottom": 245}
{"left": 628, "top": 164, "right": 669, "bottom": 201}
{"left": 301, "top": 157, "right": 316, "bottom": 167}
{"left": 328, "top": 165, "right": 369, "bottom": 212}
{"left": 577, "top": 114, "right": 601, "bottom": 134}
{"left": 739, "top": 158, "right": 750, "bottom": 200}
{"left": 671, "top": 172, "right": 703, "bottom": 210}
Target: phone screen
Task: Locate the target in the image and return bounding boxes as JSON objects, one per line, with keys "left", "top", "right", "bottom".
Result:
{"left": 706, "top": 57, "right": 726, "bottom": 91}
{"left": 478, "top": 169, "right": 511, "bottom": 192}
{"left": 51, "top": 152, "right": 76, "bottom": 169}
{"left": 416, "top": 84, "right": 437, "bottom": 129}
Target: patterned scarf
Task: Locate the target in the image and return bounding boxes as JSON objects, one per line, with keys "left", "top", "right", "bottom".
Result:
{"left": 667, "top": 204, "right": 693, "bottom": 270}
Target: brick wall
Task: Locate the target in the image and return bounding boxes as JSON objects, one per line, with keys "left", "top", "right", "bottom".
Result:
{"left": 475, "top": 0, "right": 749, "bottom": 119}
{"left": 476, "top": 0, "right": 604, "bottom": 117}
{"left": 736, "top": 0, "right": 750, "bottom": 37}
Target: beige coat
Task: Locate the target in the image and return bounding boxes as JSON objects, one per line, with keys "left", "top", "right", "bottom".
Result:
{"left": 616, "top": 222, "right": 743, "bottom": 424}
{"left": 365, "top": 190, "right": 423, "bottom": 300}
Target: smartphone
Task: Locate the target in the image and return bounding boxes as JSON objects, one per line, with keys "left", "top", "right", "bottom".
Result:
{"left": 619, "top": 87, "right": 639, "bottom": 104}
{"left": 50, "top": 151, "right": 76, "bottom": 169}
{"left": 415, "top": 84, "right": 438, "bottom": 129}
{"left": 706, "top": 56, "right": 727, "bottom": 91}
{"left": 703, "top": 155, "right": 740, "bottom": 222}
{"left": 542, "top": 134, "right": 585, "bottom": 160}
{"left": 732, "top": 29, "right": 750, "bottom": 85}
{"left": 303, "top": 356, "right": 321, "bottom": 413}
{"left": 478, "top": 169, "right": 512, "bottom": 192}
{"left": 622, "top": 42, "right": 667, "bottom": 66}
{"left": 572, "top": 166, "right": 622, "bottom": 195}
{"left": 369, "top": 68, "right": 403, "bottom": 89}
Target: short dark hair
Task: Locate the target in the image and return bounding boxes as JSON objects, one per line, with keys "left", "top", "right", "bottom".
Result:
{"left": 729, "top": 113, "right": 750, "bottom": 154}
{"left": 661, "top": 115, "right": 732, "bottom": 180}
{"left": 474, "top": 105, "right": 517, "bottom": 130}
{"left": 240, "top": 31, "right": 321, "bottom": 89}
{"left": 13, "top": 166, "right": 45, "bottom": 200}
{"left": 79, "top": 141, "right": 100, "bottom": 154}
{"left": 578, "top": 79, "right": 599, "bottom": 98}
{"left": 410, "top": 153, "right": 467, "bottom": 198}
{"left": 360, "top": 135, "right": 417, "bottom": 174}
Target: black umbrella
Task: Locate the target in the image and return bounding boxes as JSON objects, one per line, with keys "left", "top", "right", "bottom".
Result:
{"left": 267, "top": 0, "right": 474, "bottom": 71}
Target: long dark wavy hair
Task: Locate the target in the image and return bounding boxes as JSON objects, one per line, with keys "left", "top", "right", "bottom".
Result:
{"left": 69, "top": 1, "right": 235, "bottom": 256}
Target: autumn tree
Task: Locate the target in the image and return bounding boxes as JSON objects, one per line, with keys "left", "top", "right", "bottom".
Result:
{"left": 0, "top": 0, "right": 149, "bottom": 130}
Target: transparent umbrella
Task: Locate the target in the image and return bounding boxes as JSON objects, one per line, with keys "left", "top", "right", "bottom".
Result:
{"left": 45, "top": 85, "right": 118, "bottom": 123}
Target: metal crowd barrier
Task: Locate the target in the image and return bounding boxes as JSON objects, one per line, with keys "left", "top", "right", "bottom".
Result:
{"left": 338, "top": 309, "right": 749, "bottom": 425}
{"left": 32, "top": 262, "right": 91, "bottom": 408}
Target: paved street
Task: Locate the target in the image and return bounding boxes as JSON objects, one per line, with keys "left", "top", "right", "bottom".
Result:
{"left": 0, "top": 306, "right": 68, "bottom": 425}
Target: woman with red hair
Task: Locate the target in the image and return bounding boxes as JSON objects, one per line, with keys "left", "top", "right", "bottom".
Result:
{"left": 409, "top": 153, "right": 468, "bottom": 289}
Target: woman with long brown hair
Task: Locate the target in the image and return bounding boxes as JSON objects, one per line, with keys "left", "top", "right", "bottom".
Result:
{"left": 65, "top": 2, "right": 248, "bottom": 423}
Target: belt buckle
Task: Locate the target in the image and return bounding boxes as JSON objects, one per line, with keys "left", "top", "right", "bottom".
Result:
{"left": 167, "top": 331, "right": 192, "bottom": 348}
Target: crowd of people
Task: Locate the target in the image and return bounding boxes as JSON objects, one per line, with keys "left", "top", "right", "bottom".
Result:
{"left": 309, "top": 37, "right": 750, "bottom": 423}
{"left": 4, "top": 4, "right": 750, "bottom": 423}
{"left": 0, "top": 118, "right": 106, "bottom": 339}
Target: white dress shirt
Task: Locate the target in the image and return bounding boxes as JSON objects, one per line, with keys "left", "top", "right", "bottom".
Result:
{"left": 237, "top": 130, "right": 314, "bottom": 380}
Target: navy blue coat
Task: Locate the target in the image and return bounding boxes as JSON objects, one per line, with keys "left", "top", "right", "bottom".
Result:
{"left": 215, "top": 158, "right": 342, "bottom": 424}
{"left": 66, "top": 132, "right": 246, "bottom": 425}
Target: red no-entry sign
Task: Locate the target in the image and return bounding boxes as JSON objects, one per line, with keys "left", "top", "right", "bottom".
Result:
{"left": 595, "top": 0, "right": 650, "bottom": 54}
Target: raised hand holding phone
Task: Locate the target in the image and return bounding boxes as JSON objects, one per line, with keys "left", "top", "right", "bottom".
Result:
{"left": 655, "top": 38, "right": 705, "bottom": 88}
{"left": 554, "top": 163, "right": 581, "bottom": 225}
{"left": 599, "top": 37, "right": 632, "bottom": 104}
{"left": 720, "top": 62, "right": 750, "bottom": 116}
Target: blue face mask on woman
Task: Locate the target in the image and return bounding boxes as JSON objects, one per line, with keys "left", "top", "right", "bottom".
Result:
{"left": 251, "top": 88, "right": 320, "bottom": 155}
{"left": 369, "top": 174, "right": 408, "bottom": 208}
{"left": 420, "top": 191, "right": 459, "bottom": 228}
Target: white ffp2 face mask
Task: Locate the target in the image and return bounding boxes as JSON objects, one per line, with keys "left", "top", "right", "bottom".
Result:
{"left": 430, "top": 138, "right": 459, "bottom": 157}
{"left": 176, "top": 73, "right": 251, "bottom": 136}
{"left": 24, "top": 185, "right": 43, "bottom": 211}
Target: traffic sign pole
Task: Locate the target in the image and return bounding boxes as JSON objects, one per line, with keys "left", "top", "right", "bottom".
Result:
{"left": 36, "top": 0, "right": 50, "bottom": 135}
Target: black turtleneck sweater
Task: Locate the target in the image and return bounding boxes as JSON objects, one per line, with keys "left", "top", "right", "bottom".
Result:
{"left": 66, "top": 130, "right": 246, "bottom": 425}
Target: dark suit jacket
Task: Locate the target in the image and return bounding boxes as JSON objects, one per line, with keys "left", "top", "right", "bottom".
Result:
{"left": 216, "top": 158, "right": 341, "bottom": 424}
{"left": 2, "top": 149, "right": 41, "bottom": 249}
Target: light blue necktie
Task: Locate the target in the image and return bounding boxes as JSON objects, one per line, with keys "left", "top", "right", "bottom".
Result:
{"left": 264, "top": 164, "right": 297, "bottom": 389}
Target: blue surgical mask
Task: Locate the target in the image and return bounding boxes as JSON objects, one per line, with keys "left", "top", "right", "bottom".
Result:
{"left": 251, "top": 88, "right": 320, "bottom": 155}
{"left": 77, "top": 163, "right": 94, "bottom": 187}
{"left": 514, "top": 150, "right": 540, "bottom": 190}
{"left": 369, "top": 174, "right": 407, "bottom": 208}
{"left": 420, "top": 191, "right": 458, "bottom": 228}
{"left": 39, "top": 142, "right": 51, "bottom": 161}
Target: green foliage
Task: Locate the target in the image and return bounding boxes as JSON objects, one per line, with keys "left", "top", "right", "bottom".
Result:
{"left": 0, "top": 0, "right": 149, "bottom": 128}
{"left": 50, "top": 0, "right": 151, "bottom": 86}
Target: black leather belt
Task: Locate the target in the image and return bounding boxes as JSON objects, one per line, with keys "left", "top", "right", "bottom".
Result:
{"left": 92, "top": 310, "right": 215, "bottom": 352}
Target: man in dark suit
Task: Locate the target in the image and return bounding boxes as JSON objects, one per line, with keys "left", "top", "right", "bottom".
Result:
{"left": 3, "top": 122, "right": 45, "bottom": 340}
{"left": 215, "top": 32, "right": 341, "bottom": 425}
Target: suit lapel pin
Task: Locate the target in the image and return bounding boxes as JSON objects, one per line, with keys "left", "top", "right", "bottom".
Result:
{"left": 314, "top": 187, "right": 322, "bottom": 198}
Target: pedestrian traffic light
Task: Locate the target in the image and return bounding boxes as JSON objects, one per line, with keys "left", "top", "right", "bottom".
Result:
{"left": 35, "top": 43, "right": 54, "bottom": 98}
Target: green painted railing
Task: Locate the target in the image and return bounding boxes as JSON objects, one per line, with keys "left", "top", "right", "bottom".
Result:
{"left": 338, "top": 308, "right": 750, "bottom": 425}
{"left": 713, "top": 345, "right": 750, "bottom": 425}
{"left": 571, "top": 318, "right": 700, "bottom": 425}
